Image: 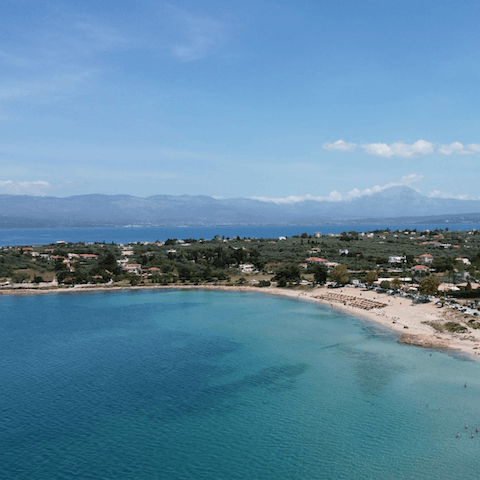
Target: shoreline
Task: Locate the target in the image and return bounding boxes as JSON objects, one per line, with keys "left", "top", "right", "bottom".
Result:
{"left": 2, "top": 283, "right": 480, "bottom": 361}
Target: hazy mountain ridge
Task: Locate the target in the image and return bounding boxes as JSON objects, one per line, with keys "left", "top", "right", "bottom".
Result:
{"left": 1, "top": 186, "right": 480, "bottom": 228}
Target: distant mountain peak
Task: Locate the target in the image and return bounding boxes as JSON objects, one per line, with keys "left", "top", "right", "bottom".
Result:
{"left": 376, "top": 185, "right": 421, "bottom": 197}
{"left": 0, "top": 188, "right": 479, "bottom": 228}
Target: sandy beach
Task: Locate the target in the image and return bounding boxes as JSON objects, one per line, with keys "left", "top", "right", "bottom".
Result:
{"left": 2, "top": 283, "right": 479, "bottom": 360}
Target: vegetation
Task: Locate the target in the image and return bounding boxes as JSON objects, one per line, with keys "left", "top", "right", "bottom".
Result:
{"left": 0, "top": 228, "right": 479, "bottom": 296}
{"left": 365, "top": 270, "right": 378, "bottom": 286}
{"left": 331, "top": 264, "right": 349, "bottom": 284}
{"left": 419, "top": 275, "right": 441, "bottom": 295}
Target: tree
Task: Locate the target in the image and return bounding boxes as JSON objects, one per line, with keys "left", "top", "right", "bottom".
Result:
{"left": 331, "top": 264, "right": 349, "bottom": 284}
{"left": 419, "top": 275, "right": 441, "bottom": 296}
{"left": 392, "top": 277, "right": 402, "bottom": 290}
{"left": 311, "top": 264, "right": 328, "bottom": 284}
{"left": 365, "top": 270, "right": 378, "bottom": 287}
{"left": 274, "top": 264, "right": 301, "bottom": 283}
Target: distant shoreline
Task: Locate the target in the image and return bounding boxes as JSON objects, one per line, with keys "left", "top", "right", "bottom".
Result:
{"left": 2, "top": 283, "right": 479, "bottom": 362}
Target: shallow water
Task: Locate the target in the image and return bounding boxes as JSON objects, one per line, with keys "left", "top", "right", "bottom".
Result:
{"left": 1, "top": 290, "right": 479, "bottom": 479}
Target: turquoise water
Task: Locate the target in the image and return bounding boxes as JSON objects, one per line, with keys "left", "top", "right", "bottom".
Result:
{"left": 1, "top": 290, "right": 480, "bottom": 479}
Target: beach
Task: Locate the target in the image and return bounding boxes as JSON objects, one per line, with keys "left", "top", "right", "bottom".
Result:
{"left": 2, "top": 282, "right": 479, "bottom": 360}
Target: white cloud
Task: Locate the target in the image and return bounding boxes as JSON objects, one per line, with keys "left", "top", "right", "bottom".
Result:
{"left": 401, "top": 173, "right": 423, "bottom": 183}
{"left": 251, "top": 173, "right": 424, "bottom": 204}
{"left": 362, "top": 142, "right": 393, "bottom": 158}
{"left": 428, "top": 190, "right": 480, "bottom": 200}
{"left": 325, "top": 138, "right": 480, "bottom": 157}
{"left": 437, "top": 142, "right": 469, "bottom": 155}
{"left": 467, "top": 143, "right": 480, "bottom": 153}
{"left": 0, "top": 180, "right": 51, "bottom": 195}
{"left": 391, "top": 139, "right": 435, "bottom": 158}
{"left": 361, "top": 139, "right": 434, "bottom": 158}
{"left": 322, "top": 140, "right": 357, "bottom": 152}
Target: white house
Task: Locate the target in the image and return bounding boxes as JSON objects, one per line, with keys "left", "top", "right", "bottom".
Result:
{"left": 419, "top": 254, "right": 433, "bottom": 264}
{"left": 388, "top": 255, "right": 405, "bottom": 263}
{"left": 239, "top": 263, "right": 255, "bottom": 273}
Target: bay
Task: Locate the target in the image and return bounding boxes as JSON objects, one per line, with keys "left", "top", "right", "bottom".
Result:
{"left": 1, "top": 289, "right": 479, "bottom": 479}
{"left": 0, "top": 223, "right": 479, "bottom": 247}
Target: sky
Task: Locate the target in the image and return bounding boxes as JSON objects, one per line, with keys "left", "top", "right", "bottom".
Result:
{"left": 1, "top": 0, "right": 480, "bottom": 202}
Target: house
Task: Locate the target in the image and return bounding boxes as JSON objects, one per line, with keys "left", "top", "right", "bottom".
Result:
{"left": 79, "top": 254, "right": 98, "bottom": 260}
{"left": 339, "top": 249, "right": 349, "bottom": 255}
{"left": 388, "top": 255, "right": 405, "bottom": 263}
{"left": 411, "top": 265, "right": 429, "bottom": 272}
{"left": 456, "top": 257, "right": 471, "bottom": 265}
{"left": 309, "top": 247, "right": 321, "bottom": 253}
{"left": 314, "top": 232, "right": 322, "bottom": 237}
{"left": 239, "top": 263, "right": 255, "bottom": 273}
{"left": 306, "top": 257, "right": 328, "bottom": 264}
{"left": 325, "top": 262, "right": 339, "bottom": 268}
{"left": 419, "top": 254, "right": 433, "bottom": 264}
{"left": 123, "top": 264, "right": 141, "bottom": 275}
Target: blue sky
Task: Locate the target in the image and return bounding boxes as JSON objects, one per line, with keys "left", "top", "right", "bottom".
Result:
{"left": 1, "top": 0, "right": 479, "bottom": 202}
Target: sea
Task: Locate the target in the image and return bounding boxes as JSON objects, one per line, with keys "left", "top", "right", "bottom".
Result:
{"left": 1, "top": 289, "right": 480, "bottom": 479}
{"left": 0, "top": 223, "right": 479, "bottom": 247}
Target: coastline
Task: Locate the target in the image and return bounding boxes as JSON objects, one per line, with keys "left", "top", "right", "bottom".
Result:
{"left": 2, "top": 283, "right": 480, "bottom": 361}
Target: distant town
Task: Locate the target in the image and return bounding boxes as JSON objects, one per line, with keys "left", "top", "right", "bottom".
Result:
{"left": 0, "top": 228, "right": 478, "bottom": 296}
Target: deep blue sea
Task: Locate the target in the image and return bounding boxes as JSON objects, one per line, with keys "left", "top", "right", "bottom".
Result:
{"left": 1, "top": 289, "right": 480, "bottom": 479}
{"left": 0, "top": 223, "right": 479, "bottom": 247}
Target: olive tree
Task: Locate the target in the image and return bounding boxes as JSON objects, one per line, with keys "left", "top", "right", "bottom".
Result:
{"left": 419, "top": 275, "right": 441, "bottom": 296}
{"left": 331, "top": 264, "right": 349, "bottom": 284}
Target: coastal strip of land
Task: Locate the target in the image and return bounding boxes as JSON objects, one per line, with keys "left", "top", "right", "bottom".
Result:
{"left": 2, "top": 283, "right": 479, "bottom": 360}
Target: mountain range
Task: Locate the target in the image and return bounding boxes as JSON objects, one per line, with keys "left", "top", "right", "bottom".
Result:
{"left": 1, "top": 186, "right": 480, "bottom": 228}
